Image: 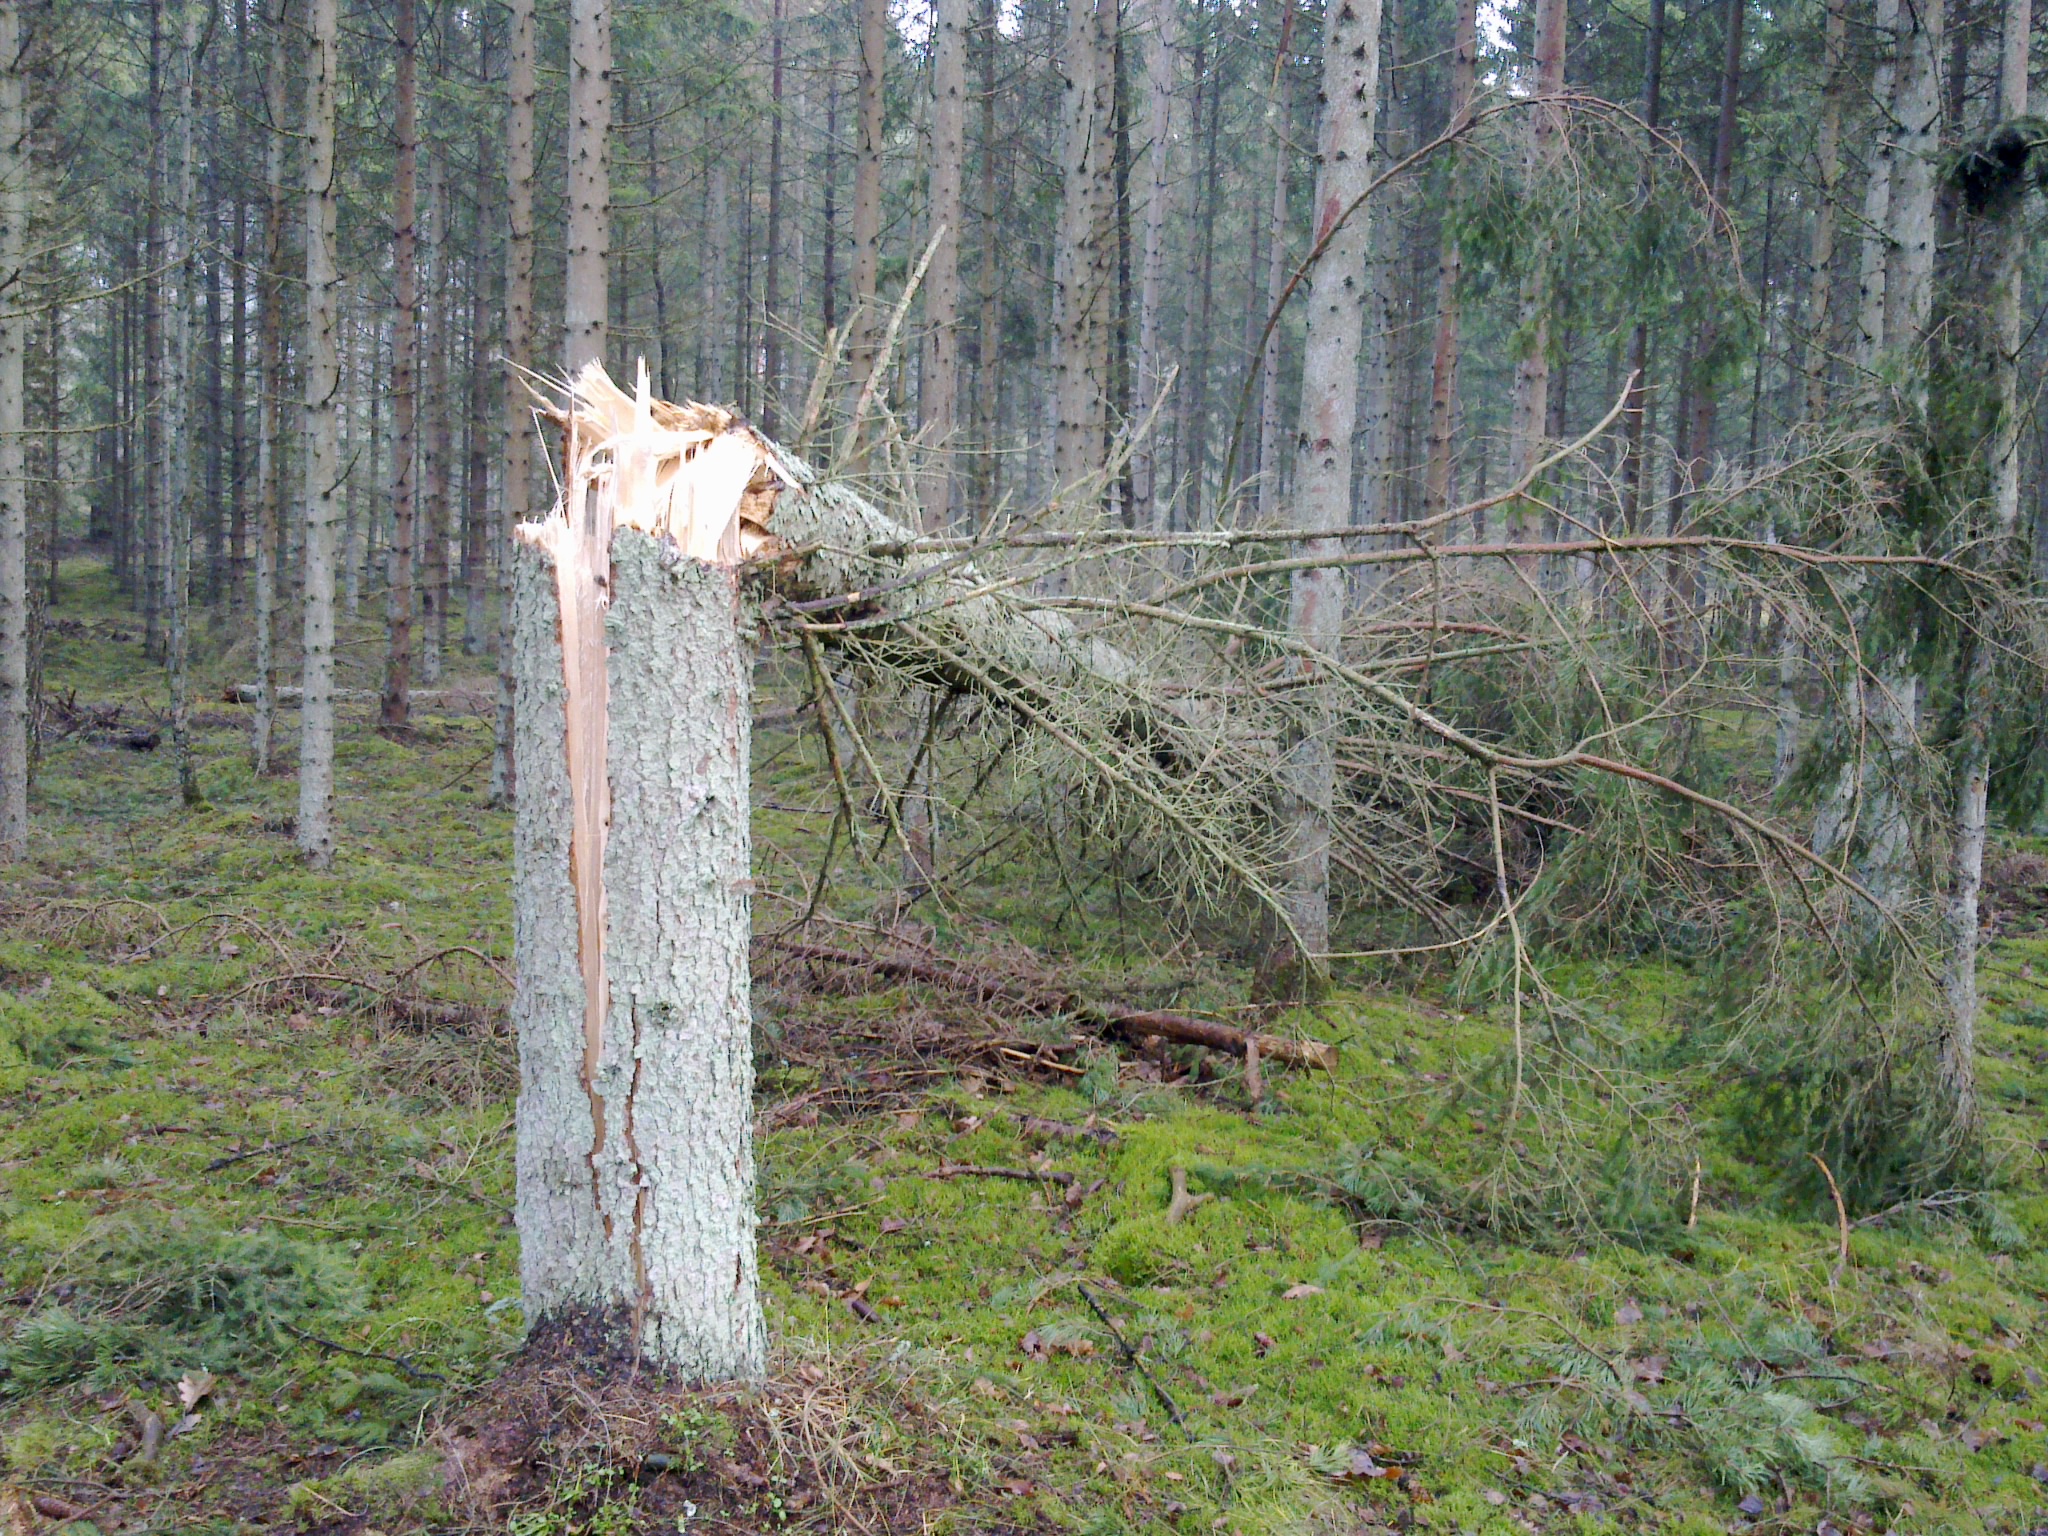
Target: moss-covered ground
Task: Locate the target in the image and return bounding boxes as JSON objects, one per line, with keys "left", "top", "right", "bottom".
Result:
{"left": 3, "top": 565, "right": 2046, "bottom": 1534}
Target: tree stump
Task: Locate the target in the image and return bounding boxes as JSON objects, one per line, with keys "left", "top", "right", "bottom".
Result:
{"left": 510, "top": 370, "right": 766, "bottom": 1381}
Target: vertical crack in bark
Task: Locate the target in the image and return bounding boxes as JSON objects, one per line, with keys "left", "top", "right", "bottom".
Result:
{"left": 624, "top": 993, "right": 652, "bottom": 1352}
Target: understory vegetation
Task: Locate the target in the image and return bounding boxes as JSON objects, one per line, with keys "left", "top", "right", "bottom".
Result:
{"left": 3, "top": 571, "right": 2046, "bottom": 1535}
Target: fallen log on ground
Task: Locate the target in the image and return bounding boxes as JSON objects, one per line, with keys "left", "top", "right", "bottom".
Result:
{"left": 760, "top": 936, "right": 1337, "bottom": 1071}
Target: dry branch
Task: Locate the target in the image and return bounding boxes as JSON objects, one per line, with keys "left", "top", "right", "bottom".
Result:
{"left": 762, "top": 936, "right": 1337, "bottom": 1070}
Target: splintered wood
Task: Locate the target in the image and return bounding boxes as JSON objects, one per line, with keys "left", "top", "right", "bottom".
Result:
{"left": 514, "top": 362, "right": 790, "bottom": 1171}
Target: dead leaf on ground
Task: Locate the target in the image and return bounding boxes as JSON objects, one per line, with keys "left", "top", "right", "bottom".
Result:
{"left": 177, "top": 1369, "right": 216, "bottom": 1410}
{"left": 1614, "top": 1298, "right": 1643, "bottom": 1325}
{"left": 1280, "top": 1282, "right": 1324, "bottom": 1300}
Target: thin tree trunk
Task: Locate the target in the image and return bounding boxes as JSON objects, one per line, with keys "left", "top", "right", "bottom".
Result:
{"left": 922, "top": 0, "right": 968, "bottom": 528}
{"left": 297, "top": 0, "right": 342, "bottom": 867}
{"left": 1855, "top": 0, "right": 1903, "bottom": 368}
{"left": 1254, "top": 0, "right": 1297, "bottom": 527}
{"left": 763, "top": 0, "right": 786, "bottom": 433}
{"left": 703, "top": 156, "right": 729, "bottom": 400}
{"left": 342, "top": 304, "right": 362, "bottom": 619}
{"left": 230, "top": 194, "right": 248, "bottom": 607}
{"left": 1506, "top": 0, "right": 1567, "bottom": 536}
{"left": 1802, "top": 0, "right": 1847, "bottom": 419}
{"left": 1423, "top": 0, "right": 1478, "bottom": 523}
{"left": 422, "top": 159, "right": 451, "bottom": 685}
{"left": 1133, "top": 0, "right": 1175, "bottom": 528}
{"left": 1052, "top": 0, "right": 1116, "bottom": 498}
{"left": 565, "top": 0, "right": 612, "bottom": 372}
{"left": 253, "top": 0, "right": 289, "bottom": 773}
{"left": 0, "top": 0, "right": 25, "bottom": 860}
{"left": 1279, "top": 0, "right": 1383, "bottom": 978}
{"left": 144, "top": 0, "right": 166, "bottom": 659}
{"left": 166, "top": 0, "right": 201, "bottom": 808}
{"left": 974, "top": 0, "right": 1001, "bottom": 517}
{"left": 464, "top": 248, "right": 492, "bottom": 655}
{"left": 491, "top": 0, "right": 537, "bottom": 807}
{"left": 847, "top": 0, "right": 886, "bottom": 404}
{"left": 381, "top": 0, "right": 419, "bottom": 731}
{"left": 1181, "top": 21, "right": 1222, "bottom": 528}
{"left": 1941, "top": 0, "right": 2025, "bottom": 1141}
{"left": 1680, "top": 0, "right": 1745, "bottom": 492}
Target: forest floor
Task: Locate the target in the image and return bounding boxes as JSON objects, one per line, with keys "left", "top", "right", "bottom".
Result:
{"left": 3, "top": 566, "right": 2048, "bottom": 1536}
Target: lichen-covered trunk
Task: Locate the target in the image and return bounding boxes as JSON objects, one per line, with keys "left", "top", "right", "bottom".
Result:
{"left": 511, "top": 524, "right": 763, "bottom": 1380}
{"left": 1280, "top": 0, "right": 1382, "bottom": 975}
{"left": 252, "top": 0, "right": 288, "bottom": 774}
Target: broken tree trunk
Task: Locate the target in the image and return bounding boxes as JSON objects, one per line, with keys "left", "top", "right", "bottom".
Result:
{"left": 511, "top": 368, "right": 764, "bottom": 1380}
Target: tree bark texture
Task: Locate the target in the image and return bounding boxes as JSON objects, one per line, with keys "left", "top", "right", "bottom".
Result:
{"left": 1133, "top": 0, "right": 1176, "bottom": 529}
{"left": 922, "top": 0, "right": 969, "bottom": 529}
{"left": 296, "top": 0, "right": 342, "bottom": 868}
{"left": 1053, "top": 0, "right": 1117, "bottom": 499}
{"left": 565, "top": 0, "right": 612, "bottom": 373}
{"left": 381, "top": 0, "right": 419, "bottom": 731}
{"left": 1802, "top": 0, "right": 1846, "bottom": 419}
{"left": 253, "top": 0, "right": 289, "bottom": 773}
{"left": 1423, "top": 0, "right": 1477, "bottom": 524}
{"left": 847, "top": 0, "right": 886, "bottom": 405}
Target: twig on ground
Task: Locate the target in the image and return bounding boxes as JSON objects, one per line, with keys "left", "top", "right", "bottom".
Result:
{"left": 278, "top": 1320, "right": 448, "bottom": 1384}
{"left": 1077, "top": 1282, "right": 1191, "bottom": 1439}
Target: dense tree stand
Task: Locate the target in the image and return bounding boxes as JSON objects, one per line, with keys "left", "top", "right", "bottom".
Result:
{"left": 510, "top": 375, "right": 764, "bottom": 1381}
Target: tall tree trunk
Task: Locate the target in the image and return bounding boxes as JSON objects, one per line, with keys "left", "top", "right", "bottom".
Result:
{"left": 1254, "top": 0, "right": 1298, "bottom": 527}
{"left": 763, "top": 0, "right": 786, "bottom": 433}
{"left": 464, "top": 249, "right": 492, "bottom": 655}
{"left": 0, "top": 0, "right": 25, "bottom": 860}
{"left": 1679, "top": 0, "right": 1745, "bottom": 492}
{"left": 253, "top": 0, "right": 289, "bottom": 773}
{"left": 381, "top": 0, "right": 419, "bottom": 731}
{"left": 1053, "top": 0, "right": 1117, "bottom": 498}
{"left": 1505, "top": 0, "right": 1567, "bottom": 534}
{"left": 975, "top": 0, "right": 1002, "bottom": 516}
{"left": 491, "top": 0, "right": 537, "bottom": 807}
{"left": 1883, "top": 0, "right": 1943, "bottom": 369}
{"left": 1279, "top": 0, "right": 1383, "bottom": 978}
{"left": 1132, "top": 0, "right": 1175, "bottom": 528}
{"left": 1619, "top": 0, "right": 1664, "bottom": 530}
{"left": 144, "top": 0, "right": 165, "bottom": 658}
{"left": 230, "top": 194, "right": 248, "bottom": 607}
{"left": 922, "top": 0, "right": 968, "bottom": 527}
{"left": 1941, "top": 0, "right": 2024, "bottom": 1141}
{"left": 565, "top": 0, "right": 612, "bottom": 372}
{"left": 1802, "top": 0, "right": 1847, "bottom": 419}
{"left": 511, "top": 378, "right": 765, "bottom": 1381}
{"left": 297, "top": 0, "right": 342, "bottom": 868}
{"left": 1855, "top": 0, "right": 1903, "bottom": 368}
{"left": 703, "top": 157, "right": 729, "bottom": 399}
{"left": 166, "top": 0, "right": 201, "bottom": 808}
{"left": 422, "top": 159, "right": 451, "bottom": 685}
{"left": 1423, "top": 0, "right": 1477, "bottom": 524}
{"left": 847, "top": 0, "right": 886, "bottom": 404}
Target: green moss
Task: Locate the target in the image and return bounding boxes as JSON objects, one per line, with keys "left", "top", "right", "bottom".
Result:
{"left": 286, "top": 1447, "right": 446, "bottom": 1526}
